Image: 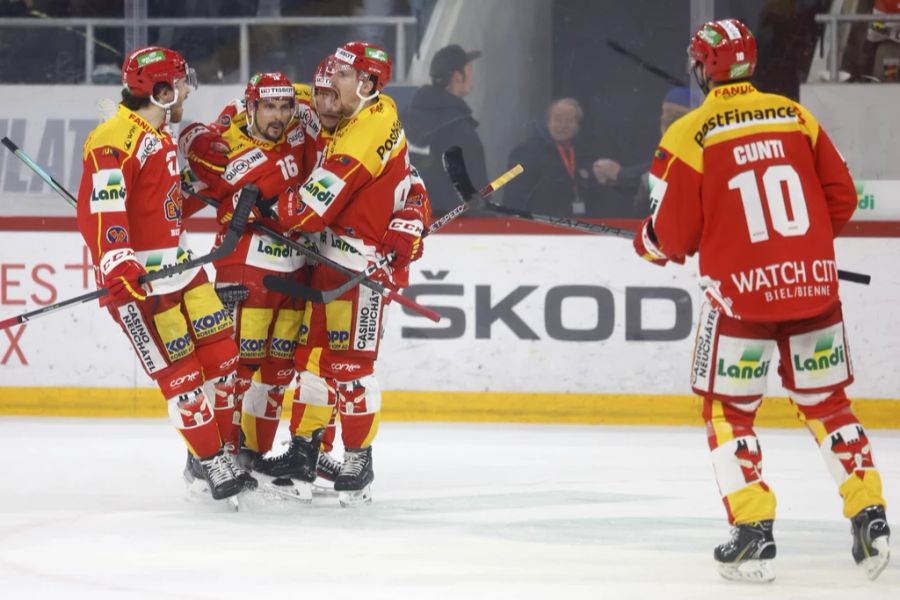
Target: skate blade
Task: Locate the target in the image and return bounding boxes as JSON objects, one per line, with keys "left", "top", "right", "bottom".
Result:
{"left": 338, "top": 484, "right": 372, "bottom": 507}
{"left": 313, "top": 481, "right": 338, "bottom": 497}
{"left": 254, "top": 475, "right": 313, "bottom": 504}
{"left": 184, "top": 479, "right": 241, "bottom": 512}
{"left": 717, "top": 559, "right": 775, "bottom": 583}
{"left": 860, "top": 537, "right": 890, "bottom": 581}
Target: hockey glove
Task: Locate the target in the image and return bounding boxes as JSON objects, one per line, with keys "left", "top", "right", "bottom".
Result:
{"left": 633, "top": 216, "right": 670, "bottom": 266}
{"left": 383, "top": 208, "right": 425, "bottom": 270}
{"left": 179, "top": 122, "right": 231, "bottom": 183}
{"left": 99, "top": 249, "right": 151, "bottom": 307}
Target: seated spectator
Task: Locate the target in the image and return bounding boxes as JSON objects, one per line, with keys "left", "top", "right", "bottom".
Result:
{"left": 868, "top": 0, "right": 900, "bottom": 81}
{"left": 406, "top": 44, "right": 487, "bottom": 215}
{"left": 502, "top": 98, "right": 613, "bottom": 218}
{"left": 591, "top": 86, "right": 691, "bottom": 216}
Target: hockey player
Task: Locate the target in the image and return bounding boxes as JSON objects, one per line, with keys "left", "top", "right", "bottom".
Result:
{"left": 255, "top": 41, "right": 431, "bottom": 506}
{"left": 178, "top": 72, "right": 311, "bottom": 493}
{"left": 633, "top": 19, "right": 890, "bottom": 582}
{"left": 76, "top": 46, "right": 244, "bottom": 502}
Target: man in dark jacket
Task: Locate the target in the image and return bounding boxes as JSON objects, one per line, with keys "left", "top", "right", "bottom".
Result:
{"left": 405, "top": 44, "right": 488, "bottom": 215}
{"left": 503, "top": 98, "right": 628, "bottom": 218}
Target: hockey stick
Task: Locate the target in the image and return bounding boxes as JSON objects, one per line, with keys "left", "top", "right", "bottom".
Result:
{"left": 2, "top": 137, "right": 76, "bottom": 207}
{"left": 478, "top": 200, "right": 871, "bottom": 285}
{"left": 1, "top": 136, "right": 437, "bottom": 321}
{"left": 299, "top": 157, "right": 525, "bottom": 304}
{"left": 182, "top": 188, "right": 442, "bottom": 322}
{"left": 0, "top": 185, "right": 258, "bottom": 331}
{"left": 606, "top": 39, "right": 687, "bottom": 88}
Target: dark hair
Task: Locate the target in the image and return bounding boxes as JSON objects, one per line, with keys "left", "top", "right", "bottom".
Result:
{"left": 120, "top": 82, "right": 172, "bottom": 111}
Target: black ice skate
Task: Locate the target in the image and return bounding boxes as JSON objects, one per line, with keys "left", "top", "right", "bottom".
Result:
{"left": 254, "top": 428, "right": 323, "bottom": 482}
{"left": 714, "top": 520, "right": 776, "bottom": 583}
{"left": 227, "top": 447, "right": 258, "bottom": 491}
{"left": 851, "top": 505, "right": 891, "bottom": 580}
{"left": 195, "top": 450, "right": 244, "bottom": 501}
{"left": 316, "top": 451, "right": 343, "bottom": 482}
{"left": 334, "top": 446, "right": 374, "bottom": 507}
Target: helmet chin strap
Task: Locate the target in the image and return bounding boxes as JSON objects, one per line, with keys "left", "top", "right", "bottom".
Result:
{"left": 691, "top": 62, "right": 711, "bottom": 95}
{"left": 344, "top": 80, "right": 378, "bottom": 120}
{"left": 150, "top": 87, "right": 179, "bottom": 123}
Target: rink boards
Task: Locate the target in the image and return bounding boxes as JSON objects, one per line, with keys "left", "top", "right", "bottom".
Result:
{"left": 0, "top": 225, "right": 898, "bottom": 426}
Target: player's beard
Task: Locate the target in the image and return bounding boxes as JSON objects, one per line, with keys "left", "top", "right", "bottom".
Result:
{"left": 257, "top": 119, "right": 285, "bottom": 142}
{"left": 169, "top": 103, "right": 185, "bottom": 124}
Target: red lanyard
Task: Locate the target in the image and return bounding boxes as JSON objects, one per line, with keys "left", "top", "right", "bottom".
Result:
{"left": 556, "top": 142, "right": 576, "bottom": 179}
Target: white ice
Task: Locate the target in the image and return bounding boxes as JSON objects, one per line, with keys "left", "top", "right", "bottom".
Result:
{"left": 0, "top": 419, "right": 897, "bottom": 599}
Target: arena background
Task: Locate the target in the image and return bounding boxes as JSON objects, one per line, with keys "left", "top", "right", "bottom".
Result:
{"left": 1, "top": 0, "right": 898, "bottom": 428}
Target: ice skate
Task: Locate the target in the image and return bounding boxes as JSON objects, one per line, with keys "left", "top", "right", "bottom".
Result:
{"left": 714, "top": 520, "right": 776, "bottom": 583}
{"left": 335, "top": 446, "right": 373, "bottom": 507}
{"left": 316, "top": 451, "right": 343, "bottom": 482}
{"left": 254, "top": 429, "right": 323, "bottom": 481}
{"left": 184, "top": 450, "right": 244, "bottom": 503}
{"left": 851, "top": 505, "right": 891, "bottom": 580}
{"left": 228, "top": 447, "right": 259, "bottom": 491}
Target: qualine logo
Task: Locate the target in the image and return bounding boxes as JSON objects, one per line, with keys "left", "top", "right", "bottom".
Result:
{"left": 137, "top": 50, "right": 165, "bottom": 67}
{"left": 717, "top": 345, "right": 770, "bottom": 380}
{"left": 793, "top": 332, "right": 845, "bottom": 372}
{"left": 365, "top": 47, "right": 389, "bottom": 62}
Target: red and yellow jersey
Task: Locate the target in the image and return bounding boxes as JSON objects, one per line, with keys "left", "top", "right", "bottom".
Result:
{"left": 283, "top": 94, "right": 411, "bottom": 271}
{"left": 292, "top": 83, "right": 331, "bottom": 173}
{"left": 76, "top": 104, "right": 199, "bottom": 294}
{"left": 649, "top": 82, "right": 857, "bottom": 321}
{"left": 194, "top": 91, "right": 316, "bottom": 273}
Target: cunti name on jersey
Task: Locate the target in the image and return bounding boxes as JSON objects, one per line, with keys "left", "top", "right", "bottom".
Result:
{"left": 90, "top": 168, "right": 127, "bottom": 213}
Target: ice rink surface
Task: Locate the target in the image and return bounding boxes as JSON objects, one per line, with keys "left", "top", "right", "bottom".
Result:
{"left": 0, "top": 418, "right": 897, "bottom": 600}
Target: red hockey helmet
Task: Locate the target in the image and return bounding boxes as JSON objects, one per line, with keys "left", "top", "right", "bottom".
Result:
{"left": 314, "top": 55, "right": 338, "bottom": 91}
{"left": 874, "top": 0, "right": 900, "bottom": 13}
{"left": 245, "top": 71, "right": 295, "bottom": 108}
{"left": 689, "top": 19, "right": 757, "bottom": 83}
{"left": 333, "top": 41, "right": 392, "bottom": 92}
{"left": 122, "top": 46, "right": 196, "bottom": 98}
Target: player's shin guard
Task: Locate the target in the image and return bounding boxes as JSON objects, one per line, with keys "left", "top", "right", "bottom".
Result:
{"left": 791, "top": 389, "right": 885, "bottom": 519}
{"left": 167, "top": 388, "right": 221, "bottom": 459}
{"left": 704, "top": 397, "right": 776, "bottom": 525}
{"left": 289, "top": 371, "right": 336, "bottom": 438}
{"left": 194, "top": 336, "right": 240, "bottom": 450}
{"left": 241, "top": 380, "right": 287, "bottom": 454}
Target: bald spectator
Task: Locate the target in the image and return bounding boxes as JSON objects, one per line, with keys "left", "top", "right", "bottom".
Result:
{"left": 502, "top": 98, "right": 605, "bottom": 218}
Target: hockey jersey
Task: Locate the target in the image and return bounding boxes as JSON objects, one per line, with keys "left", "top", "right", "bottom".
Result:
{"left": 191, "top": 88, "right": 319, "bottom": 273}
{"left": 77, "top": 104, "right": 199, "bottom": 295}
{"left": 278, "top": 94, "right": 413, "bottom": 272}
{"left": 649, "top": 82, "right": 857, "bottom": 321}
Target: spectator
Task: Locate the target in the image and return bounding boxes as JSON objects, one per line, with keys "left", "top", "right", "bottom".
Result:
{"left": 592, "top": 86, "right": 691, "bottom": 216}
{"left": 501, "top": 98, "right": 608, "bottom": 218}
{"left": 867, "top": 0, "right": 900, "bottom": 81}
{"left": 405, "top": 43, "right": 487, "bottom": 215}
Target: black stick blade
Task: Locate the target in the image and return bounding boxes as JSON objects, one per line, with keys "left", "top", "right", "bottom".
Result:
{"left": 442, "top": 146, "right": 477, "bottom": 201}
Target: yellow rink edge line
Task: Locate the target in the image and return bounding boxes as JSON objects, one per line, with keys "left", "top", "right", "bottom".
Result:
{"left": 1, "top": 387, "right": 899, "bottom": 428}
